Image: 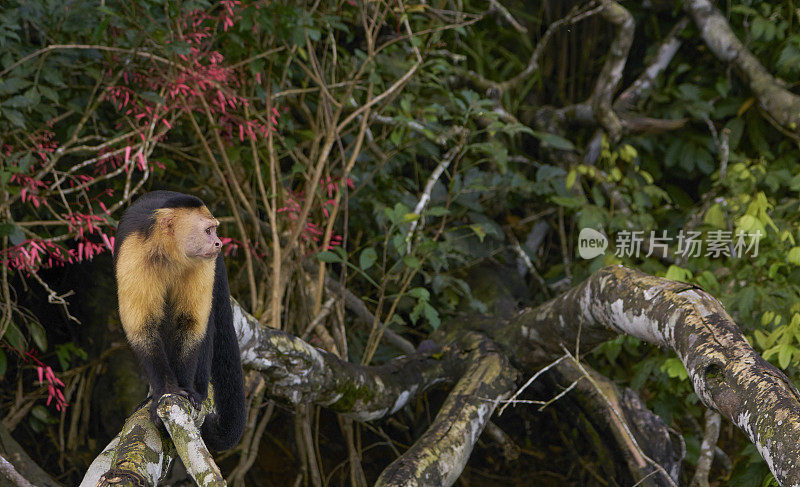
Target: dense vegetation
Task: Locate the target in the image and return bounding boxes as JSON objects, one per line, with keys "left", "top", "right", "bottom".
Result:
{"left": 2, "top": 0, "right": 800, "bottom": 485}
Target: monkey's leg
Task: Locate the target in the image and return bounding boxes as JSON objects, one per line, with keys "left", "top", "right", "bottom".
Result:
{"left": 131, "top": 337, "right": 180, "bottom": 423}
{"left": 161, "top": 319, "right": 203, "bottom": 410}
{"left": 173, "top": 345, "right": 203, "bottom": 410}
{"left": 193, "top": 331, "right": 213, "bottom": 403}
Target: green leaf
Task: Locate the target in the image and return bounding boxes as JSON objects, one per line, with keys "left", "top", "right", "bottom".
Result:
{"left": 0, "top": 78, "right": 30, "bottom": 95}
{"left": 316, "top": 250, "right": 343, "bottom": 263}
{"left": 17, "top": 152, "right": 34, "bottom": 172}
{"left": 31, "top": 405, "right": 49, "bottom": 422}
{"left": 390, "top": 128, "right": 402, "bottom": 147}
{"left": 4, "top": 323, "right": 27, "bottom": 351}
{"left": 788, "top": 247, "right": 800, "bottom": 266}
{"left": 468, "top": 224, "right": 486, "bottom": 241}
{"left": 422, "top": 302, "right": 440, "bottom": 330}
{"left": 0, "top": 223, "right": 25, "bottom": 245}
{"left": 97, "top": 5, "right": 119, "bottom": 16}
{"left": 168, "top": 42, "right": 192, "bottom": 55}
{"left": 565, "top": 169, "right": 577, "bottom": 190}
{"left": 778, "top": 343, "right": 795, "bottom": 369}
{"left": 532, "top": 131, "right": 575, "bottom": 151}
{"left": 664, "top": 265, "right": 692, "bottom": 282}
{"left": 753, "top": 330, "right": 770, "bottom": 350}
{"left": 249, "top": 59, "right": 264, "bottom": 75}
{"left": 736, "top": 215, "right": 758, "bottom": 233}
{"left": 426, "top": 206, "right": 449, "bottom": 217}
{"left": 23, "top": 87, "right": 40, "bottom": 106}
{"left": 402, "top": 213, "right": 420, "bottom": 223}
{"left": 27, "top": 321, "right": 47, "bottom": 352}
{"left": 3, "top": 94, "right": 33, "bottom": 109}
{"left": 403, "top": 255, "right": 421, "bottom": 269}
{"left": 139, "top": 91, "right": 165, "bottom": 104}
{"left": 41, "top": 68, "right": 65, "bottom": 87}
{"left": 359, "top": 247, "right": 377, "bottom": 270}
{"left": 661, "top": 357, "right": 688, "bottom": 380}
{"left": 407, "top": 287, "right": 430, "bottom": 300}
{"left": 2, "top": 108, "right": 25, "bottom": 128}
{"left": 0, "top": 350, "right": 6, "bottom": 378}
{"left": 703, "top": 204, "right": 726, "bottom": 228}
{"left": 550, "top": 196, "right": 584, "bottom": 208}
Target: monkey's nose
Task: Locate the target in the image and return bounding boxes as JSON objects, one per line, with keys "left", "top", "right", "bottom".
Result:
{"left": 215, "top": 241, "right": 221, "bottom": 247}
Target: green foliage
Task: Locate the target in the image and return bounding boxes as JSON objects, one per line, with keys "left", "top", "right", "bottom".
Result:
{"left": 54, "top": 343, "right": 87, "bottom": 372}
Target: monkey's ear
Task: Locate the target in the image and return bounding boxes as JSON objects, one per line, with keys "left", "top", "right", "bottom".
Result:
{"left": 156, "top": 209, "right": 175, "bottom": 234}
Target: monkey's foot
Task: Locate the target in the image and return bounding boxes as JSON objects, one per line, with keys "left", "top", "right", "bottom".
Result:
{"left": 164, "top": 388, "right": 203, "bottom": 410}
{"left": 148, "top": 400, "right": 163, "bottom": 426}
{"left": 186, "top": 390, "right": 204, "bottom": 410}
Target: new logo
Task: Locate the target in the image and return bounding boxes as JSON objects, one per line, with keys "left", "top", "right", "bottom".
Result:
{"left": 578, "top": 228, "right": 608, "bottom": 259}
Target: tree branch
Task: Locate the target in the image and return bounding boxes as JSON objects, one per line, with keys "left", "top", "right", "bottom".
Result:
{"left": 686, "top": 0, "right": 800, "bottom": 135}
{"left": 375, "top": 333, "right": 517, "bottom": 487}
{"left": 470, "top": 266, "right": 800, "bottom": 485}
{"left": 590, "top": 0, "right": 634, "bottom": 141}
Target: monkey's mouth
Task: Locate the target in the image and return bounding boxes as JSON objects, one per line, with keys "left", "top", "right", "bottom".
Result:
{"left": 201, "top": 249, "right": 220, "bottom": 259}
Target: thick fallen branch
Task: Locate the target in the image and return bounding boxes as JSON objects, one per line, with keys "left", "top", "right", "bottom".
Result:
{"left": 468, "top": 265, "right": 800, "bottom": 485}
{"left": 234, "top": 300, "right": 464, "bottom": 421}
{"left": 375, "top": 333, "right": 517, "bottom": 487}
{"left": 0, "top": 452, "right": 35, "bottom": 487}
{"left": 686, "top": 0, "right": 800, "bottom": 135}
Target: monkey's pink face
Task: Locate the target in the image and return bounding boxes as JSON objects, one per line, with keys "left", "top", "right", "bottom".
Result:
{"left": 183, "top": 214, "right": 222, "bottom": 259}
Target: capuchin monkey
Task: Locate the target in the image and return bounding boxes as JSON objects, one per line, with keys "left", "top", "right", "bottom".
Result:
{"left": 114, "top": 191, "right": 245, "bottom": 450}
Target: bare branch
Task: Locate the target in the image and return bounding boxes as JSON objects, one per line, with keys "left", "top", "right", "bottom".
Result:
{"left": 487, "top": 0, "right": 527, "bottom": 33}
{"left": 405, "top": 131, "right": 466, "bottom": 252}
{"left": 686, "top": 0, "right": 800, "bottom": 135}
{"left": 615, "top": 18, "right": 690, "bottom": 111}
{"left": 690, "top": 410, "right": 721, "bottom": 487}
{"left": 590, "top": 0, "right": 635, "bottom": 141}
{"left": 463, "top": 2, "right": 604, "bottom": 93}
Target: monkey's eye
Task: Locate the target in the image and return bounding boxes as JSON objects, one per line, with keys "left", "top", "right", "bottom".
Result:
{"left": 205, "top": 227, "right": 212, "bottom": 235}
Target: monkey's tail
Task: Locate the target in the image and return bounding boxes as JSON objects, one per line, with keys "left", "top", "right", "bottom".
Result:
{"left": 201, "top": 255, "right": 246, "bottom": 451}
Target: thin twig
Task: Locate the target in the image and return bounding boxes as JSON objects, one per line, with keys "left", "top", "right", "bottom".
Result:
{"left": 499, "top": 355, "right": 566, "bottom": 415}
{"left": 405, "top": 133, "right": 465, "bottom": 252}
{"left": 487, "top": 0, "right": 527, "bottom": 33}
